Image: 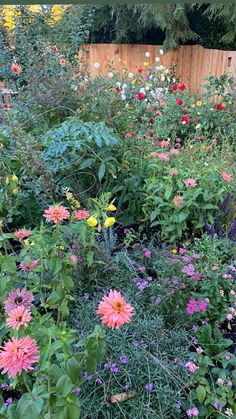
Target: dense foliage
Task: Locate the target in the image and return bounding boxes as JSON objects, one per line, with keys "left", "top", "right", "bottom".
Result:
{"left": 0, "top": 7, "right": 235, "bottom": 419}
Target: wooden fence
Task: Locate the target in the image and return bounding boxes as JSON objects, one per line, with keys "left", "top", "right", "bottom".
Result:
{"left": 80, "top": 44, "right": 236, "bottom": 94}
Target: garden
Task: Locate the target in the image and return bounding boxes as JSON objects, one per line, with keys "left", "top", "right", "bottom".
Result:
{"left": 0, "top": 5, "right": 235, "bottom": 419}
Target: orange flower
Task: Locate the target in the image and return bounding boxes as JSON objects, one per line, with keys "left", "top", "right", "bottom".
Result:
{"left": 173, "top": 195, "right": 183, "bottom": 208}
{"left": 6, "top": 306, "right": 31, "bottom": 330}
{"left": 96, "top": 290, "right": 134, "bottom": 329}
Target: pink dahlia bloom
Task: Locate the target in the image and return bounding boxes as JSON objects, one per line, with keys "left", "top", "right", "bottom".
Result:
{"left": 74, "top": 210, "right": 90, "bottom": 220}
{"left": 14, "top": 229, "right": 31, "bottom": 240}
{"left": 70, "top": 255, "right": 78, "bottom": 263}
{"left": 169, "top": 149, "right": 179, "bottom": 155}
{"left": 19, "top": 260, "right": 39, "bottom": 272}
{"left": 184, "top": 178, "right": 197, "bottom": 187}
{"left": 186, "top": 362, "right": 199, "bottom": 374}
{"left": 43, "top": 205, "right": 70, "bottom": 223}
{"left": 159, "top": 140, "right": 169, "bottom": 148}
{"left": 173, "top": 195, "right": 183, "bottom": 208}
{"left": 221, "top": 172, "right": 232, "bottom": 184}
{"left": 6, "top": 306, "right": 31, "bottom": 330}
{"left": 158, "top": 153, "right": 170, "bottom": 162}
{"left": 4, "top": 288, "right": 34, "bottom": 314}
{"left": 96, "top": 290, "right": 134, "bottom": 329}
{"left": 0, "top": 336, "right": 39, "bottom": 378}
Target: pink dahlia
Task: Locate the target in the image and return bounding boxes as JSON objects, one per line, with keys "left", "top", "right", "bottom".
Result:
{"left": 74, "top": 210, "right": 90, "bottom": 220}
{"left": 169, "top": 149, "right": 179, "bottom": 155}
{"left": 159, "top": 140, "right": 169, "bottom": 148}
{"left": 221, "top": 172, "right": 232, "bottom": 184}
{"left": 70, "top": 255, "right": 78, "bottom": 263}
{"left": 158, "top": 153, "right": 170, "bottom": 162}
{"left": 14, "top": 229, "right": 31, "bottom": 240}
{"left": 4, "top": 288, "right": 34, "bottom": 314}
{"left": 43, "top": 205, "right": 70, "bottom": 223}
{"left": 184, "top": 178, "right": 197, "bottom": 188}
{"left": 173, "top": 195, "right": 183, "bottom": 208}
{"left": 19, "top": 259, "right": 38, "bottom": 272}
{"left": 96, "top": 290, "right": 134, "bottom": 329}
{"left": 0, "top": 336, "right": 39, "bottom": 378}
{"left": 6, "top": 306, "right": 31, "bottom": 330}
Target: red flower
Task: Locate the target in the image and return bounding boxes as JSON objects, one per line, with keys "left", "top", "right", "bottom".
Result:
{"left": 181, "top": 114, "right": 191, "bottom": 124}
{"left": 60, "top": 59, "right": 66, "bottom": 66}
{"left": 176, "top": 98, "right": 183, "bottom": 106}
{"left": 138, "top": 68, "right": 143, "bottom": 73}
{"left": 2, "top": 103, "right": 10, "bottom": 110}
{"left": 172, "top": 85, "right": 178, "bottom": 92}
{"left": 136, "top": 92, "right": 144, "bottom": 100}
{"left": 178, "top": 83, "right": 186, "bottom": 91}
{"left": 116, "top": 88, "right": 121, "bottom": 94}
{"left": 11, "top": 63, "right": 22, "bottom": 75}
{"left": 182, "top": 107, "right": 188, "bottom": 113}
{"left": 195, "top": 117, "right": 199, "bottom": 123}
{"left": 149, "top": 117, "right": 155, "bottom": 123}
{"left": 148, "top": 130, "right": 154, "bottom": 136}
{"left": 215, "top": 103, "right": 225, "bottom": 111}
{"left": 79, "top": 89, "right": 83, "bottom": 94}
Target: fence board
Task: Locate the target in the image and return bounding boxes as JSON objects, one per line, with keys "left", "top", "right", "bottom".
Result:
{"left": 79, "top": 44, "right": 236, "bottom": 94}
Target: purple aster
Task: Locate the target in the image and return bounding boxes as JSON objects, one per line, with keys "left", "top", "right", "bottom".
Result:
{"left": 182, "top": 264, "right": 195, "bottom": 276}
{"left": 154, "top": 296, "right": 161, "bottom": 304}
{"left": 133, "top": 340, "right": 139, "bottom": 347}
{"left": 191, "top": 253, "right": 200, "bottom": 259}
{"left": 82, "top": 293, "right": 89, "bottom": 301}
{"left": 0, "top": 383, "right": 9, "bottom": 390}
{"left": 3, "top": 398, "right": 13, "bottom": 408}
{"left": 119, "top": 355, "right": 128, "bottom": 364}
{"left": 214, "top": 401, "right": 222, "bottom": 412}
{"left": 145, "top": 383, "right": 154, "bottom": 392}
{"left": 110, "top": 363, "right": 119, "bottom": 373}
{"left": 95, "top": 378, "right": 102, "bottom": 385}
{"left": 75, "top": 387, "right": 81, "bottom": 396}
{"left": 84, "top": 372, "right": 93, "bottom": 381}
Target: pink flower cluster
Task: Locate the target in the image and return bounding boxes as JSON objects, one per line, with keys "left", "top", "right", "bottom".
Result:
{"left": 186, "top": 297, "right": 208, "bottom": 315}
{"left": 20, "top": 259, "right": 39, "bottom": 272}
{"left": 186, "top": 361, "right": 199, "bottom": 374}
{"left": 143, "top": 247, "right": 151, "bottom": 258}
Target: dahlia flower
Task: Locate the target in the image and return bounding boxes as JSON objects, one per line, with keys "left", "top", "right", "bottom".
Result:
{"left": 96, "top": 290, "right": 134, "bottom": 329}
{"left": 43, "top": 205, "right": 70, "bottom": 223}
{"left": 6, "top": 306, "right": 31, "bottom": 330}
{"left": 4, "top": 288, "right": 34, "bottom": 314}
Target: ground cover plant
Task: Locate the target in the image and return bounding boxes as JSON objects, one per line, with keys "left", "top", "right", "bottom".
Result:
{"left": 0, "top": 6, "right": 235, "bottom": 419}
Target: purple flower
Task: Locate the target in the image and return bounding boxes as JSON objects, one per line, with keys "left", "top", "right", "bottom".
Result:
{"left": 110, "top": 363, "right": 119, "bottom": 373}
{"left": 179, "top": 248, "right": 187, "bottom": 254}
{"left": 145, "top": 383, "right": 154, "bottom": 392}
{"left": 129, "top": 260, "right": 135, "bottom": 266}
{"left": 3, "top": 397, "right": 13, "bottom": 408}
{"left": 133, "top": 340, "right": 139, "bottom": 347}
{"left": 75, "top": 387, "right": 81, "bottom": 396}
{"left": 192, "top": 325, "right": 199, "bottom": 333}
{"left": 182, "top": 264, "right": 195, "bottom": 276}
{"left": 154, "top": 296, "right": 161, "bottom": 304}
{"left": 193, "top": 271, "right": 201, "bottom": 281}
{"left": 40, "top": 374, "right": 47, "bottom": 380}
{"left": 95, "top": 378, "right": 102, "bottom": 385}
{"left": 0, "top": 383, "right": 9, "bottom": 390}
{"left": 84, "top": 372, "right": 93, "bottom": 381}
{"left": 191, "top": 253, "right": 200, "bottom": 259}
{"left": 214, "top": 401, "right": 222, "bottom": 412}
{"left": 187, "top": 407, "right": 199, "bottom": 417}
{"left": 224, "top": 354, "right": 231, "bottom": 360}
{"left": 176, "top": 400, "right": 182, "bottom": 411}
{"left": 120, "top": 355, "right": 128, "bottom": 364}
{"left": 83, "top": 293, "right": 89, "bottom": 301}
{"left": 138, "top": 266, "right": 146, "bottom": 272}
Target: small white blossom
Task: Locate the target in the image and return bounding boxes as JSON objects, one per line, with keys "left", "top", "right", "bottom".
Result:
{"left": 196, "top": 123, "right": 201, "bottom": 129}
{"left": 121, "top": 94, "right": 126, "bottom": 100}
{"left": 140, "top": 88, "right": 145, "bottom": 94}
{"left": 160, "top": 75, "right": 165, "bottom": 82}
{"left": 155, "top": 56, "right": 160, "bottom": 62}
{"left": 93, "top": 62, "right": 100, "bottom": 69}
{"left": 122, "top": 83, "right": 127, "bottom": 89}
{"left": 159, "top": 49, "right": 164, "bottom": 55}
{"left": 128, "top": 72, "right": 134, "bottom": 78}
{"left": 116, "top": 82, "right": 121, "bottom": 88}
{"left": 145, "top": 51, "right": 150, "bottom": 57}
{"left": 173, "top": 78, "right": 176, "bottom": 83}
{"left": 108, "top": 72, "right": 114, "bottom": 78}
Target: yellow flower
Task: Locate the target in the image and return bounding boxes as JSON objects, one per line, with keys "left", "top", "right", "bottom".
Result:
{"left": 12, "top": 188, "right": 18, "bottom": 194}
{"left": 28, "top": 5, "right": 41, "bottom": 13}
{"left": 191, "top": 104, "right": 195, "bottom": 109}
{"left": 5, "top": 177, "right": 9, "bottom": 185}
{"left": 23, "top": 239, "right": 30, "bottom": 246}
{"left": 12, "top": 174, "right": 18, "bottom": 182}
{"left": 131, "top": 80, "right": 136, "bottom": 85}
{"left": 87, "top": 216, "right": 98, "bottom": 227}
{"left": 50, "top": 5, "right": 64, "bottom": 23}
{"left": 107, "top": 203, "right": 116, "bottom": 212}
{"left": 2, "top": 6, "right": 16, "bottom": 30}
{"left": 144, "top": 62, "right": 149, "bottom": 67}
{"left": 196, "top": 101, "right": 202, "bottom": 107}
{"left": 104, "top": 217, "right": 116, "bottom": 228}
{"left": 172, "top": 249, "right": 177, "bottom": 254}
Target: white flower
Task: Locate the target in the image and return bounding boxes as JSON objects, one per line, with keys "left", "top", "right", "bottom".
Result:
{"left": 160, "top": 75, "right": 165, "bottom": 82}
{"left": 122, "top": 83, "right": 127, "bottom": 89}
{"left": 128, "top": 72, "right": 134, "bottom": 78}
{"left": 125, "top": 103, "right": 129, "bottom": 108}
{"left": 71, "top": 84, "right": 78, "bottom": 91}
{"left": 225, "top": 408, "right": 233, "bottom": 417}
{"left": 216, "top": 378, "right": 224, "bottom": 387}
{"left": 167, "top": 77, "right": 171, "bottom": 82}
{"left": 108, "top": 72, "right": 114, "bottom": 78}
{"left": 140, "top": 88, "right": 145, "bottom": 94}
{"left": 164, "top": 68, "right": 169, "bottom": 74}
{"left": 156, "top": 66, "right": 161, "bottom": 71}
{"left": 145, "top": 86, "right": 150, "bottom": 91}
{"left": 121, "top": 94, "right": 126, "bottom": 100}
{"left": 145, "top": 51, "right": 150, "bottom": 57}
{"left": 155, "top": 56, "right": 160, "bottom": 62}
{"left": 150, "top": 91, "right": 156, "bottom": 97}
{"left": 159, "top": 65, "right": 164, "bottom": 70}
{"left": 116, "top": 82, "right": 121, "bottom": 88}
{"left": 173, "top": 78, "right": 176, "bottom": 83}
{"left": 93, "top": 62, "right": 100, "bottom": 69}
{"left": 196, "top": 123, "right": 201, "bottom": 129}
{"left": 159, "top": 49, "right": 164, "bottom": 55}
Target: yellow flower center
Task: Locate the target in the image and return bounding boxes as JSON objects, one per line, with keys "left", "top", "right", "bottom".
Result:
{"left": 112, "top": 301, "right": 125, "bottom": 314}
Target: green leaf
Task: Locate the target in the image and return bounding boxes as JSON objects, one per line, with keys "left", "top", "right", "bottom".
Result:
{"left": 63, "top": 276, "right": 74, "bottom": 290}
{"left": 98, "top": 162, "right": 106, "bottom": 181}
{"left": 196, "top": 385, "right": 206, "bottom": 403}
{"left": 47, "top": 257, "right": 63, "bottom": 275}
{"left": 79, "top": 158, "right": 96, "bottom": 169}
{"left": 64, "top": 357, "right": 82, "bottom": 384}
{"left": 55, "top": 375, "right": 74, "bottom": 397}
{"left": 15, "top": 393, "right": 44, "bottom": 419}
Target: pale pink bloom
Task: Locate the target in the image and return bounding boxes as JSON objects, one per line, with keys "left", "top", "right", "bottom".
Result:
{"left": 226, "top": 314, "right": 233, "bottom": 321}
{"left": 186, "top": 362, "right": 199, "bottom": 374}
{"left": 150, "top": 151, "right": 159, "bottom": 158}
{"left": 184, "top": 178, "right": 197, "bottom": 188}
{"left": 225, "top": 408, "right": 233, "bottom": 417}
{"left": 138, "top": 266, "right": 145, "bottom": 272}
{"left": 196, "top": 347, "right": 203, "bottom": 354}
{"left": 20, "top": 260, "right": 38, "bottom": 272}
{"left": 169, "top": 168, "right": 178, "bottom": 176}
{"left": 74, "top": 210, "right": 90, "bottom": 220}
{"left": 60, "top": 58, "right": 66, "bottom": 66}
{"left": 0, "top": 336, "right": 39, "bottom": 378}
{"left": 43, "top": 205, "right": 70, "bottom": 223}
{"left": 173, "top": 195, "right": 183, "bottom": 208}
{"left": 158, "top": 153, "right": 169, "bottom": 162}
{"left": 223, "top": 274, "right": 232, "bottom": 279}
{"left": 14, "top": 229, "right": 31, "bottom": 240}
{"left": 211, "top": 266, "right": 219, "bottom": 271}
{"left": 4, "top": 288, "right": 34, "bottom": 314}
{"left": 144, "top": 250, "right": 151, "bottom": 258}
{"left": 221, "top": 172, "right": 232, "bottom": 183}
{"left": 70, "top": 255, "right": 78, "bottom": 263}
{"left": 169, "top": 149, "right": 179, "bottom": 155}
{"left": 6, "top": 306, "right": 31, "bottom": 330}
{"left": 159, "top": 140, "right": 169, "bottom": 148}
{"left": 96, "top": 290, "right": 134, "bottom": 329}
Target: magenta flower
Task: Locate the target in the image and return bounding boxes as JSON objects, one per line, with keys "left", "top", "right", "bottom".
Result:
{"left": 4, "top": 288, "right": 34, "bottom": 314}
{"left": 186, "top": 362, "right": 199, "bottom": 374}
{"left": 182, "top": 264, "right": 195, "bottom": 277}
{"left": 184, "top": 178, "right": 197, "bottom": 188}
